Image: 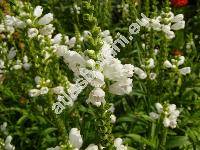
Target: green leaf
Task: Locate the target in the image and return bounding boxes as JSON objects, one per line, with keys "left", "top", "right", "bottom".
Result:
{"left": 166, "top": 136, "right": 190, "bottom": 149}
{"left": 126, "top": 134, "right": 155, "bottom": 148}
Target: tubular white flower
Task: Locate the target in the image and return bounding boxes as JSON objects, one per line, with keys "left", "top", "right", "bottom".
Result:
{"left": 8, "top": 49, "right": 17, "bottom": 60}
{"left": 53, "top": 45, "right": 68, "bottom": 57}
{"left": 103, "top": 58, "right": 124, "bottom": 81}
{"left": 114, "top": 138, "right": 123, "bottom": 147}
{"left": 40, "top": 87, "right": 49, "bottom": 95}
{"left": 90, "top": 71, "right": 105, "bottom": 87}
{"left": 39, "top": 24, "right": 55, "bottom": 35}
{"left": 149, "top": 73, "right": 157, "bottom": 80}
{"left": 123, "top": 64, "right": 134, "bottom": 78}
{"left": 110, "top": 114, "right": 117, "bottom": 123}
{"left": 147, "top": 58, "right": 155, "bottom": 69}
{"left": 179, "top": 67, "right": 191, "bottom": 75}
{"left": 171, "top": 21, "right": 185, "bottom": 30}
{"left": 172, "top": 14, "right": 184, "bottom": 22}
{"left": 68, "top": 37, "right": 76, "bottom": 48}
{"left": 155, "top": 103, "right": 163, "bottom": 113}
{"left": 163, "top": 118, "right": 170, "bottom": 127}
{"left": 168, "top": 104, "right": 176, "bottom": 113}
{"left": 165, "top": 30, "right": 175, "bottom": 39}
{"left": 0, "top": 59, "right": 5, "bottom": 69}
{"left": 28, "top": 85, "right": 37, "bottom": 94}
{"left": 114, "top": 138, "right": 127, "bottom": 150}
{"left": 109, "top": 78, "right": 132, "bottom": 95}
{"left": 85, "top": 144, "right": 98, "bottom": 150}
{"left": 0, "top": 24, "right": 5, "bottom": 32}
{"left": 69, "top": 128, "right": 83, "bottom": 149}
{"left": 28, "top": 28, "right": 38, "bottom": 38}
{"left": 163, "top": 60, "right": 173, "bottom": 68}
{"left": 52, "top": 33, "right": 62, "bottom": 44}
{"left": 149, "top": 112, "right": 160, "bottom": 120}
{"left": 38, "top": 13, "right": 53, "bottom": 25}
{"left": 52, "top": 86, "right": 64, "bottom": 94}
{"left": 34, "top": 6, "right": 43, "bottom": 18}
{"left": 134, "top": 67, "right": 147, "bottom": 79}
{"left": 151, "top": 19, "right": 161, "bottom": 31}
{"left": 86, "top": 88, "right": 105, "bottom": 107}
{"left": 177, "top": 56, "right": 185, "bottom": 66}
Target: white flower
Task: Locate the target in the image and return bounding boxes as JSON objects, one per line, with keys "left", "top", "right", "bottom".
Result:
{"left": 134, "top": 67, "right": 147, "bottom": 79}
{"left": 68, "top": 37, "right": 76, "bottom": 48}
{"left": 5, "top": 144, "right": 15, "bottom": 150}
{"left": 172, "top": 14, "right": 184, "bottom": 22}
{"left": 29, "top": 89, "right": 40, "bottom": 97}
{"left": 162, "top": 25, "right": 171, "bottom": 33}
{"left": 103, "top": 58, "right": 124, "bottom": 81}
{"left": 64, "top": 51, "right": 86, "bottom": 75}
{"left": 5, "top": 15, "right": 15, "bottom": 26}
{"left": 114, "top": 138, "right": 127, "bottom": 150}
{"left": 5, "top": 135, "right": 15, "bottom": 150}
{"left": 14, "top": 18, "right": 26, "bottom": 29}
{"left": 13, "top": 60, "right": 22, "bottom": 70}
{"left": 151, "top": 19, "right": 161, "bottom": 31}
{"left": 53, "top": 45, "right": 68, "bottom": 57}
{"left": 40, "top": 87, "right": 49, "bottom": 95}
{"left": 83, "top": 31, "right": 92, "bottom": 40}
{"left": 86, "top": 59, "right": 96, "bottom": 68}
{"left": 90, "top": 71, "right": 105, "bottom": 87}
{"left": 69, "top": 128, "right": 83, "bottom": 149}
{"left": 34, "top": 6, "right": 43, "bottom": 18}
{"left": 109, "top": 78, "right": 132, "bottom": 95}
{"left": 0, "top": 59, "right": 5, "bottom": 69}
{"left": 86, "top": 88, "right": 105, "bottom": 107}
{"left": 108, "top": 103, "right": 115, "bottom": 113}
{"left": 28, "top": 28, "right": 38, "bottom": 38}
{"left": 85, "top": 144, "right": 98, "bottom": 150}
{"left": 38, "top": 13, "right": 53, "bottom": 25}
{"left": 52, "top": 86, "right": 64, "bottom": 94}
{"left": 46, "top": 146, "right": 60, "bottom": 150}
{"left": 39, "top": 24, "right": 55, "bottom": 35}
{"left": 177, "top": 56, "right": 185, "bottom": 66}
{"left": 149, "top": 73, "right": 157, "bottom": 80}
{"left": 0, "top": 122, "right": 8, "bottom": 134}
{"left": 163, "top": 60, "right": 173, "bottom": 68}
{"left": 163, "top": 118, "right": 170, "bottom": 127}
{"left": 168, "top": 104, "right": 176, "bottom": 113}
{"left": 165, "top": 30, "right": 175, "bottom": 39}
{"left": 179, "top": 67, "right": 191, "bottom": 75}
{"left": 34, "top": 76, "right": 41, "bottom": 85}
{"left": 147, "top": 58, "right": 155, "bottom": 69}
{"left": 171, "top": 21, "right": 185, "bottom": 30}
{"left": 52, "top": 33, "right": 62, "bottom": 44}
{"left": 155, "top": 103, "right": 163, "bottom": 113}
{"left": 23, "top": 63, "right": 31, "bottom": 70}
{"left": 100, "top": 42, "right": 114, "bottom": 59}
{"left": 0, "top": 24, "right": 5, "bottom": 32}
{"left": 110, "top": 114, "right": 116, "bottom": 123}
{"left": 123, "top": 64, "right": 134, "bottom": 78}
{"left": 8, "top": 49, "right": 17, "bottom": 59}
{"left": 149, "top": 112, "right": 160, "bottom": 120}
{"left": 169, "top": 119, "right": 177, "bottom": 128}
{"left": 114, "top": 138, "right": 123, "bottom": 148}
{"left": 100, "top": 30, "right": 113, "bottom": 44}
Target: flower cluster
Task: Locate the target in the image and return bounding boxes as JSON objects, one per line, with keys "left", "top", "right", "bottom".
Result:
{"left": 164, "top": 56, "right": 191, "bottom": 75}
{"left": 141, "top": 12, "right": 185, "bottom": 39}
{"left": 150, "top": 103, "right": 180, "bottom": 128}
{"left": 134, "top": 58, "right": 156, "bottom": 80}
{"left": 0, "top": 122, "right": 15, "bottom": 150}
